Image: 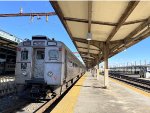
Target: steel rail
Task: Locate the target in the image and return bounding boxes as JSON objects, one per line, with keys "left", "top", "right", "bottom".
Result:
{"left": 1, "top": 73, "right": 84, "bottom": 113}
{"left": 109, "top": 73, "right": 150, "bottom": 92}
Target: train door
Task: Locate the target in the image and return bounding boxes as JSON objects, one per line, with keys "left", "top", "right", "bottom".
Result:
{"left": 33, "top": 49, "right": 45, "bottom": 78}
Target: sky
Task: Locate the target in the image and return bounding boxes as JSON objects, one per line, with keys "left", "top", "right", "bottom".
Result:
{"left": 0, "top": 1, "right": 150, "bottom": 67}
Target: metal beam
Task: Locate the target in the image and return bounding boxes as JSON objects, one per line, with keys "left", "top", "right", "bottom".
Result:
{"left": 0, "top": 36, "right": 18, "bottom": 45}
{"left": 80, "top": 51, "right": 98, "bottom": 56}
{"left": 106, "top": 1, "right": 139, "bottom": 42}
{"left": 124, "top": 18, "right": 147, "bottom": 25}
{"left": 78, "top": 46, "right": 100, "bottom": 51}
{"left": 0, "top": 12, "right": 56, "bottom": 17}
{"left": 74, "top": 37, "right": 103, "bottom": 51}
{"left": 110, "top": 31, "right": 150, "bottom": 58}
{"left": 0, "top": 46, "right": 16, "bottom": 51}
{"left": 73, "top": 37, "right": 103, "bottom": 44}
{"left": 88, "top": 1, "right": 92, "bottom": 33}
{"left": 64, "top": 17, "right": 146, "bottom": 26}
{"left": 111, "top": 17, "right": 150, "bottom": 52}
{"left": 82, "top": 56, "right": 95, "bottom": 59}
{"left": 110, "top": 40, "right": 124, "bottom": 44}
{"left": 126, "top": 28, "right": 150, "bottom": 44}
{"left": 82, "top": 58, "right": 93, "bottom": 61}
{"left": 97, "top": 42, "right": 104, "bottom": 64}
{"left": 1, "top": 43, "right": 17, "bottom": 48}
{"left": 124, "top": 17, "right": 150, "bottom": 43}
{"left": 110, "top": 40, "right": 125, "bottom": 53}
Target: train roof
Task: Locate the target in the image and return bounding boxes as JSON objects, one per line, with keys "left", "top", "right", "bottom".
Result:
{"left": 20, "top": 36, "right": 85, "bottom": 68}
{"left": 60, "top": 41, "right": 85, "bottom": 67}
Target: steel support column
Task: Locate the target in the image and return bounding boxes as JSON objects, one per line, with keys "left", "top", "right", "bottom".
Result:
{"left": 95, "top": 64, "right": 99, "bottom": 77}
{"left": 104, "top": 43, "right": 109, "bottom": 88}
{"left": 96, "top": 64, "right": 100, "bottom": 80}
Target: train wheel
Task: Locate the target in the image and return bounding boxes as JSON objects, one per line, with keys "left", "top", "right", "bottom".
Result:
{"left": 66, "top": 83, "right": 68, "bottom": 88}
{"left": 45, "top": 90, "right": 52, "bottom": 99}
{"left": 71, "top": 79, "right": 73, "bottom": 84}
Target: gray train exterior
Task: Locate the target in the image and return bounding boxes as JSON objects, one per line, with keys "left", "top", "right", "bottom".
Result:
{"left": 15, "top": 36, "right": 85, "bottom": 88}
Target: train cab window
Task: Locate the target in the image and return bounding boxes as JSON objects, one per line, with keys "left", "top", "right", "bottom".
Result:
{"left": 36, "top": 50, "right": 45, "bottom": 59}
{"left": 49, "top": 50, "right": 59, "bottom": 60}
{"left": 21, "top": 51, "right": 28, "bottom": 60}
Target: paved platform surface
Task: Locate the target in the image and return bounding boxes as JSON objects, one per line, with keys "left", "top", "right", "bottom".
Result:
{"left": 51, "top": 72, "right": 150, "bottom": 113}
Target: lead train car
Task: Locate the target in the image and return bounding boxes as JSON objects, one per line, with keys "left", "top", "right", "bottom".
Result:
{"left": 15, "top": 36, "right": 85, "bottom": 94}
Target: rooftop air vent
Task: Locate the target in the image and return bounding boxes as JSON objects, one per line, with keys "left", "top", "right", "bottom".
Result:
{"left": 32, "top": 35, "right": 48, "bottom": 40}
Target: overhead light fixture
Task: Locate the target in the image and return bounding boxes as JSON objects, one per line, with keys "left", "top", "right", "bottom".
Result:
{"left": 87, "top": 32, "right": 92, "bottom": 40}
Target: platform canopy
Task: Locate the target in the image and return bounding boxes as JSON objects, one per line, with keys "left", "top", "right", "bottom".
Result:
{"left": 0, "top": 30, "right": 22, "bottom": 51}
{"left": 50, "top": 1, "right": 150, "bottom": 68}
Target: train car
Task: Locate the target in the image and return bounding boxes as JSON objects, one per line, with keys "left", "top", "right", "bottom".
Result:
{"left": 0, "top": 58, "right": 15, "bottom": 75}
{"left": 5, "top": 63, "right": 15, "bottom": 74}
{"left": 0, "top": 58, "right": 5, "bottom": 75}
{"left": 15, "top": 35, "right": 85, "bottom": 97}
{"left": 109, "top": 65, "right": 150, "bottom": 78}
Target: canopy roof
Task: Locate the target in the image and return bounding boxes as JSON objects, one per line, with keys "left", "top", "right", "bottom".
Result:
{"left": 0, "top": 30, "right": 22, "bottom": 51}
{"left": 50, "top": 1, "right": 150, "bottom": 68}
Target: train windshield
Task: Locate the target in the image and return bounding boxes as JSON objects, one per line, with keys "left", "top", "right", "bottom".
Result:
{"left": 36, "top": 50, "right": 45, "bottom": 59}
{"left": 49, "top": 50, "right": 59, "bottom": 60}
{"left": 21, "top": 51, "right": 28, "bottom": 60}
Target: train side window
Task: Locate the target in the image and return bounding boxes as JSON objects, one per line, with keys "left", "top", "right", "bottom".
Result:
{"left": 21, "top": 51, "right": 28, "bottom": 60}
{"left": 73, "top": 63, "right": 75, "bottom": 67}
{"left": 49, "top": 50, "right": 59, "bottom": 60}
{"left": 73, "top": 63, "right": 77, "bottom": 67}
{"left": 37, "top": 50, "right": 45, "bottom": 59}
{"left": 69, "top": 61, "right": 73, "bottom": 67}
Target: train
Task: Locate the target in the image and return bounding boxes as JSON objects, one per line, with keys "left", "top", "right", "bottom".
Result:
{"left": 15, "top": 35, "right": 85, "bottom": 98}
{"left": 0, "top": 58, "right": 15, "bottom": 75}
{"left": 109, "top": 65, "right": 150, "bottom": 78}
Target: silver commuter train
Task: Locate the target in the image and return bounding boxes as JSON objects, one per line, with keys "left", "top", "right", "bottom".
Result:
{"left": 15, "top": 36, "right": 85, "bottom": 96}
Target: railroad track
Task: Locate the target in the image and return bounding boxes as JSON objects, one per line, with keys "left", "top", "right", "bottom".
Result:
{"left": 1, "top": 74, "right": 83, "bottom": 113}
{"left": 109, "top": 73, "right": 150, "bottom": 92}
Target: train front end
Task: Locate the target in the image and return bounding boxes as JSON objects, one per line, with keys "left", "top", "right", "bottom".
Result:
{"left": 15, "top": 36, "right": 64, "bottom": 93}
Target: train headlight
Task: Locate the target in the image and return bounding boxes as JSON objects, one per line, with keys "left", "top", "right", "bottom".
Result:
{"left": 22, "top": 71, "right": 27, "bottom": 76}
{"left": 47, "top": 71, "right": 53, "bottom": 77}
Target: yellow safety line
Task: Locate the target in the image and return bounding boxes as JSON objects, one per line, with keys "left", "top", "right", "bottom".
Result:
{"left": 110, "top": 77, "right": 150, "bottom": 98}
{"left": 50, "top": 73, "right": 87, "bottom": 113}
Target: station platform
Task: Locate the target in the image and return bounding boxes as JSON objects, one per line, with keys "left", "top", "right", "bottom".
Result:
{"left": 50, "top": 72, "right": 150, "bottom": 113}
